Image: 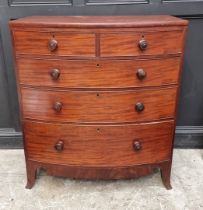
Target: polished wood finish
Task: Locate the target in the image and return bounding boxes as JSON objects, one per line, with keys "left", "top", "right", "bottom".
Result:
{"left": 21, "top": 87, "right": 177, "bottom": 123}
{"left": 17, "top": 57, "right": 181, "bottom": 88}
{"left": 13, "top": 31, "right": 95, "bottom": 56}
{"left": 100, "top": 31, "right": 184, "bottom": 57}
{"left": 9, "top": 16, "right": 188, "bottom": 29}
{"left": 25, "top": 120, "right": 174, "bottom": 166}
{"left": 25, "top": 159, "right": 172, "bottom": 189}
{"left": 10, "top": 16, "right": 188, "bottom": 189}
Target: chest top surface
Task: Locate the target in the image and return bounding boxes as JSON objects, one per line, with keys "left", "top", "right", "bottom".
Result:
{"left": 9, "top": 16, "right": 188, "bottom": 28}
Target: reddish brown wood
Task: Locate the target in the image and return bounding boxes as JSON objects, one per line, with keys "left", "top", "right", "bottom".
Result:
{"left": 9, "top": 16, "right": 188, "bottom": 189}
{"left": 21, "top": 87, "right": 177, "bottom": 123}
{"left": 16, "top": 57, "right": 181, "bottom": 88}
{"left": 25, "top": 159, "right": 172, "bottom": 189}
{"left": 160, "top": 160, "right": 172, "bottom": 190}
{"left": 95, "top": 33, "right": 100, "bottom": 57}
{"left": 13, "top": 31, "right": 95, "bottom": 56}
{"left": 9, "top": 16, "right": 188, "bottom": 29}
{"left": 25, "top": 159, "right": 37, "bottom": 189}
{"left": 24, "top": 119, "right": 174, "bottom": 166}
{"left": 100, "top": 30, "right": 184, "bottom": 57}
{"left": 11, "top": 26, "right": 188, "bottom": 35}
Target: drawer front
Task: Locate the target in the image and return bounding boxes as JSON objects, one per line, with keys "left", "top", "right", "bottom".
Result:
{"left": 25, "top": 120, "right": 174, "bottom": 166}
{"left": 21, "top": 87, "right": 177, "bottom": 123}
{"left": 17, "top": 57, "right": 181, "bottom": 88}
{"left": 100, "top": 31, "right": 184, "bottom": 57}
{"left": 13, "top": 31, "right": 95, "bottom": 56}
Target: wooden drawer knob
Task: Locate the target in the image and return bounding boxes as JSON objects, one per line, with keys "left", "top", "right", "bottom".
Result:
{"left": 50, "top": 69, "right": 60, "bottom": 80}
{"left": 54, "top": 140, "right": 64, "bottom": 151}
{"left": 138, "top": 39, "right": 148, "bottom": 51}
{"left": 135, "top": 102, "right": 145, "bottom": 112}
{"left": 53, "top": 102, "right": 62, "bottom": 112}
{"left": 133, "top": 141, "right": 142, "bottom": 151}
{"left": 48, "top": 39, "right": 58, "bottom": 52}
{"left": 136, "top": 68, "right": 146, "bottom": 80}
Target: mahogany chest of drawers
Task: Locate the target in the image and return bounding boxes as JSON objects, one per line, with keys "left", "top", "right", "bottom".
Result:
{"left": 9, "top": 16, "right": 188, "bottom": 189}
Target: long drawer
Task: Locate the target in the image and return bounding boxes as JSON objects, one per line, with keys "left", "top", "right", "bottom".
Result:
{"left": 24, "top": 120, "right": 174, "bottom": 166}
{"left": 21, "top": 87, "right": 177, "bottom": 123}
{"left": 17, "top": 57, "right": 181, "bottom": 88}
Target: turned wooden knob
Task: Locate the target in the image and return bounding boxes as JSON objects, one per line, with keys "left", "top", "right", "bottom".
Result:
{"left": 50, "top": 69, "right": 60, "bottom": 80}
{"left": 133, "top": 141, "right": 142, "bottom": 151}
{"left": 54, "top": 140, "right": 64, "bottom": 151}
{"left": 53, "top": 102, "right": 62, "bottom": 112}
{"left": 136, "top": 69, "right": 146, "bottom": 80}
{"left": 138, "top": 39, "right": 148, "bottom": 51}
{"left": 48, "top": 39, "right": 58, "bottom": 52}
{"left": 135, "top": 102, "right": 145, "bottom": 112}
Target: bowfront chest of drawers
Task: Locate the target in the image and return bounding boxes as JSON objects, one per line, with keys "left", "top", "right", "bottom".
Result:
{"left": 10, "top": 16, "right": 188, "bottom": 189}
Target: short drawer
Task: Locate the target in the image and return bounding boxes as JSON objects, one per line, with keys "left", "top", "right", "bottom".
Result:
{"left": 21, "top": 87, "right": 177, "bottom": 123}
{"left": 25, "top": 120, "right": 174, "bottom": 166}
{"left": 100, "top": 30, "right": 184, "bottom": 57}
{"left": 17, "top": 57, "right": 181, "bottom": 88}
{"left": 13, "top": 31, "right": 95, "bottom": 57}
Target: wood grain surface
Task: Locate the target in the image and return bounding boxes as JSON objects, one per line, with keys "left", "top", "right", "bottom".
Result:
{"left": 9, "top": 15, "right": 188, "bottom": 189}
{"left": 21, "top": 87, "right": 177, "bottom": 123}
{"left": 13, "top": 31, "right": 95, "bottom": 56}
{"left": 24, "top": 120, "right": 174, "bottom": 166}
{"left": 100, "top": 31, "right": 184, "bottom": 56}
{"left": 25, "top": 159, "right": 172, "bottom": 189}
{"left": 9, "top": 16, "right": 188, "bottom": 28}
{"left": 17, "top": 57, "right": 181, "bottom": 88}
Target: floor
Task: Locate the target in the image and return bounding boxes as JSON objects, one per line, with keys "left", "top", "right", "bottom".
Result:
{"left": 0, "top": 149, "right": 202, "bottom": 210}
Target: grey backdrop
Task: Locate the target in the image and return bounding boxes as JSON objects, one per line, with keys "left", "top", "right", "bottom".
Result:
{"left": 0, "top": 0, "right": 203, "bottom": 148}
